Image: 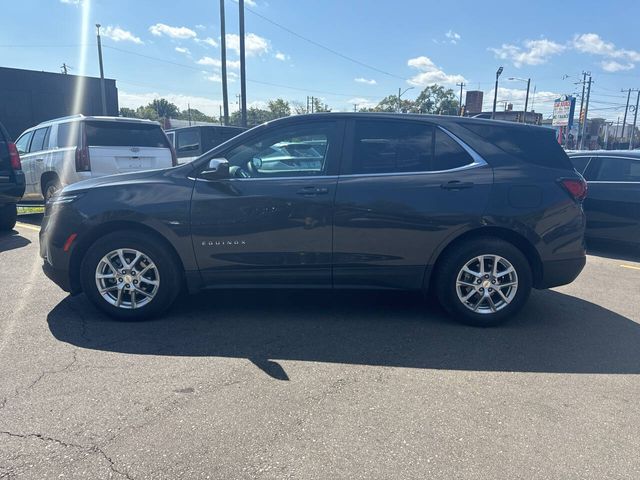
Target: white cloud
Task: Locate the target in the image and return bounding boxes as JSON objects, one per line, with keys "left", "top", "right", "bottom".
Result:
{"left": 490, "top": 39, "right": 565, "bottom": 67}
{"left": 197, "top": 37, "right": 219, "bottom": 48}
{"left": 348, "top": 97, "right": 377, "bottom": 110}
{"left": 149, "top": 23, "right": 197, "bottom": 40}
{"left": 354, "top": 77, "right": 376, "bottom": 85}
{"left": 274, "top": 51, "right": 288, "bottom": 61}
{"left": 225, "top": 33, "right": 269, "bottom": 56}
{"left": 573, "top": 33, "right": 640, "bottom": 61}
{"left": 60, "top": 0, "right": 84, "bottom": 4}
{"left": 197, "top": 56, "right": 241, "bottom": 69}
{"left": 101, "top": 25, "right": 143, "bottom": 44}
{"left": 207, "top": 73, "right": 222, "bottom": 82}
{"left": 445, "top": 30, "right": 461, "bottom": 44}
{"left": 232, "top": 0, "right": 257, "bottom": 6}
{"left": 175, "top": 46, "right": 191, "bottom": 55}
{"left": 482, "top": 86, "right": 559, "bottom": 112}
{"left": 195, "top": 24, "right": 206, "bottom": 30}
{"left": 406, "top": 56, "right": 465, "bottom": 86}
{"left": 601, "top": 60, "right": 635, "bottom": 72}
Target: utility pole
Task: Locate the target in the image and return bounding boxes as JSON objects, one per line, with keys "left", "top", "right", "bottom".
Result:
{"left": 188, "top": 103, "right": 192, "bottom": 126}
{"left": 238, "top": 0, "right": 248, "bottom": 127}
{"left": 95, "top": 24, "right": 107, "bottom": 115}
{"left": 219, "top": 105, "right": 222, "bottom": 125}
{"left": 523, "top": 77, "right": 531, "bottom": 123}
{"left": 219, "top": 0, "right": 229, "bottom": 126}
{"left": 311, "top": 96, "right": 315, "bottom": 113}
{"left": 398, "top": 87, "right": 402, "bottom": 113}
{"left": 579, "top": 75, "right": 592, "bottom": 150}
{"left": 353, "top": 104, "right": 358, "bottom": 112}
{"left": 621, "top": 88, "right": 633, "bottom": 139}
{"left": 60, "top": 63, "right": 70, "bottom": 75}
{"left": 630, "top": 90, "right": 640, "bottom": 150}
{"left": 492, "top": 66, "right": 503, "bottom": 120}
{"left": 456, "top": 82, "right": 465, "bottom": 116}
{"left": 576, "top": 72, "right": 588, "bottom": 147}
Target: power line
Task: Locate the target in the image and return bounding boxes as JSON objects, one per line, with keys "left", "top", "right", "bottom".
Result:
{"left": 239, "top": 2, "right": 407, "bottom": 81}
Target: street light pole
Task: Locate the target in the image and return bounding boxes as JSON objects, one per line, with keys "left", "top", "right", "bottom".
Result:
{"left": 492, "top": 66, "right": 503, "bottom": 120}
{"left": 95, "top": 24, "right": 107, "bottom": 115}
{"left": 238, "top": 0, "right": 248, "bottom": 127}
{"left": 523, "top": 78, "right": 531, "bottom": 123}
{"left": 397, "top": 87, "right": 414, "bottom": 113}
{"left": 219, "top": 0, "right": 229, "bottom": 126}
{"left": 630, "top": 90, "right": 640, "bottom": 150}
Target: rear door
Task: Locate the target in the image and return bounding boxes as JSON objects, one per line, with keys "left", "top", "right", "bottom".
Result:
{"left": 28, "top": 126, "right": 51, "bottom": 193}
{"left": 583, "top": 155, "right": 640, "bottom": 242}
{"left": 14, "top": 131, "right": 36, "bottom": 197}
{"left": 332, "top": 118, "right": 493, "bottom": 289}
{"left": 84, "top": 121, "right": 172, "bottom": 176}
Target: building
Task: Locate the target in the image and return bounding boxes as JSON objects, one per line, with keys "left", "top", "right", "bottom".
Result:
{"left": 464, "top": 90, "right": 483, "bottom": 115}
{"left": 0, "top": 67, "right": 118, "bottom": 139}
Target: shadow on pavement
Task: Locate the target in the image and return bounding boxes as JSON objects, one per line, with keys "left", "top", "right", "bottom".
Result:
{"left": 587, "top": 239, "right": 640, "bottom": 263}
{"left": 47, "top": 288, "right": 640, "bottom": 379}
{"left": 0, "top": 230, "right": 31, "bottom": 253}
{"left": 16, "top": 212, "right": 43, "bottom": 227}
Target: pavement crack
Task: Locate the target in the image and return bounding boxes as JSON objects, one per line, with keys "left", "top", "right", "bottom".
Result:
{"left": 0, "top": 431, "right": 133, "bottom": 479}
{"left": 26, "top": 350, "right": 78, "bottom": 390}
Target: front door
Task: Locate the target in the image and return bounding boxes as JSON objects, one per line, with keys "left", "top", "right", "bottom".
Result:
{"left": 333, "top": 118, "right": 493, "bottom": 289}
{"left": 190, "top": 119, "right": 344, "bottom": 287}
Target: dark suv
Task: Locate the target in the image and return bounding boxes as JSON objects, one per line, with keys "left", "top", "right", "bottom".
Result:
{"left": 40, "top": 114, "right": 587, "bottom": 326}
{"left": 0, "top": 121, "right": 25, "bottom": 231}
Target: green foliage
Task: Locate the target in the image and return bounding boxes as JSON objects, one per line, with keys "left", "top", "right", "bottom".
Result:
{"left": 360, "top": 86, "right": 459, "bottom": 115}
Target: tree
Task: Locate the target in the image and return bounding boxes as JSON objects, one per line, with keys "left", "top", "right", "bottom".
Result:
{"left": 175, "top": 108, "right": 217, "bottom": 123}
{"left": 267, "top": 98, "right": 291, "bottom": 118}
{"left": 412, "top": 85, "right": 459, "bottom": 115}
{"left": 311, "top": 97, "right": 331, "bottom": 113}
{"left": 119, "top": 107, "right": 137, "bottom": 118}
{"left": 291, "top": 101, "right": 307, "bottom": 115}
{"left": 150, "top": 99, "right": 179, "bottom": 119}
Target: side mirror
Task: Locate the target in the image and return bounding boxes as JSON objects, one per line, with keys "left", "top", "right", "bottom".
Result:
{"left": 200, "top": 158, "right": 229, "bottom": 180}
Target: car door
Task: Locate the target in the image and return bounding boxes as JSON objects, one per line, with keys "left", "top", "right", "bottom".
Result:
{"left": 190, "top": 119, "right": 344, "bottom": 287}
{"left": 583, "top": 155, "right": 640, "bottom": 243}
{"left": 28, "top": 126, "right": 51, "bottom": 196}
{"left": 14, "top": 131, "right": 35, "bottom": 198}
{"left": 332, "top": 118, "right": 493, "bottom": 289}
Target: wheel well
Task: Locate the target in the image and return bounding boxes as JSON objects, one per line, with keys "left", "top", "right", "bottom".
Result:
{"left": 40, "top": 171, "right": 60, "bottom": 194}
{"left": 68, "top": 221, "right": 186, "bottom": 293}
{"left": 427, "top": 227, "right": 543, "bottom": 290}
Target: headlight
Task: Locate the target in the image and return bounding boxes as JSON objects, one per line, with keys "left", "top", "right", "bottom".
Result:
{"left": 47, "top": 193, "right": 84, "bottom": 205}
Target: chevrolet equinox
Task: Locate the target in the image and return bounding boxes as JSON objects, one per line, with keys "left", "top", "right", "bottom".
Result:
{"left": 40, "top": 114, "right": 587, "bottom": 326}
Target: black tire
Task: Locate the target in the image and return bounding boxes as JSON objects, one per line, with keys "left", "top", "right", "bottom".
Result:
{"left": 0, "top": 204, "right": 17, "bottom": 231}
{"left": 80, "top": 230, "right": 182, "bottom": 320}
{"left": 43, "top": 178, "right": 61, "bottom": 202}
{"left": 434, "top": 237, "right": 532, "bottom": 327}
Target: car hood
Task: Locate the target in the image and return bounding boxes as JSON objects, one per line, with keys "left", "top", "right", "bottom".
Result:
{"left": 61, "top": 168, "right": 169, "bottom": 194}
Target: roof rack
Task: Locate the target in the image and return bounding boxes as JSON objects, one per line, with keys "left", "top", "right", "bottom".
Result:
{"left": 36, "top": 114, "right": 84, "bottom": 126}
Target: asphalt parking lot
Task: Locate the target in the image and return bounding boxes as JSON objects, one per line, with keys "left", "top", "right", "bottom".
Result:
{"left": 1, "top": 214, "right": 640, "bottom": 479}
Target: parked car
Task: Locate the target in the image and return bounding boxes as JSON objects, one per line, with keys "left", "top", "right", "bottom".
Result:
{"left": 166, "top": 125, "right": 246, "bottom": 164}
{"left": 16, "top": 115, "right": 176, "bottom": 202}
{"left": 568, "top": 150, "right": 640, "bottom": 246}
{"left": 0, "top": 121, "right": 25, "bottom": 231}
{"left": 40, "top": 113, "right": 587, "bottom": 326}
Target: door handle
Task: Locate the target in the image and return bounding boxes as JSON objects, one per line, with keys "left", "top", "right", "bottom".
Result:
{"left": 441, "top": 180, "right": 474, "bottom": 190}
{"left": 36, "top": 158, "right": 44, "bottom": 162}
{"left": 296, "top": 186, "right": 329, "bottom": 196}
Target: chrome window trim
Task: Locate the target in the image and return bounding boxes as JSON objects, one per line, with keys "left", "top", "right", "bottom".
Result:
{"left": 586, "top": 181, "right": 640, "bottom": 184}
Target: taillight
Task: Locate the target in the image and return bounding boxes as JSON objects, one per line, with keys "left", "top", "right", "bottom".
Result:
{"left": 7, "top": 142, "right": 21, "bottom": 170}
{"left": 170, "top": 146, "right": 178, "bottom": 167}
{"left": 560, "top": 177, "right": 588, "bottom": 202}
{"left": 75, "top": 146, "right": 91, "bottom": 172}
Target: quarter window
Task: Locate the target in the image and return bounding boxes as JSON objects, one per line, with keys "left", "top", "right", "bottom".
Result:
{"left": 225, "top": 122, "right": 334, "bottom": 178}
{"left": 15, "top": 131, "right": 33, "bottom": 155}
{"left": 570, "top": 156, "right": 591, "bottom": 174}
{"left": 594, "top": 157, "right": 640, "bottom": 182}
{"left": 433, "top": 128, "right": 474, "bottom": 170}
{"left": 56, "top": 122, "right": 81, "bottom": 148}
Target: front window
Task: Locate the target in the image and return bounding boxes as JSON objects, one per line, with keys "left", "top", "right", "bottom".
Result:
{"left": 225, "top": 122, "right": 334, "bottom": 178}
{"left": 594, "top": 157, "right": 640, "bottom": 182}
{"left": 15, "top": 131, "right": 33, "bottom": 155}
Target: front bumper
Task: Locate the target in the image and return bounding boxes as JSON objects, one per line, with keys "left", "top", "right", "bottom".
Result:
{"left": 537, "top": 255, "right": 586, "bottom": 289}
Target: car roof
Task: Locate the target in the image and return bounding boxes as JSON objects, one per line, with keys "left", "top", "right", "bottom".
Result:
{"left": 29, "top": 115, "right": 161, "bottom": 130}
{"left": 256, "top": 112, "right": 554, "bottom": 134}
{"left": 567, "top": 150, "right": 640, "bottom": 158}
{"left": 166, "top": 125, "right": 246, "bottom": 133}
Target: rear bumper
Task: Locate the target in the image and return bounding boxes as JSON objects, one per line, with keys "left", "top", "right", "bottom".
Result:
{"left": 0, "top": 171, "right": 25, "bottom": 205}
{"left": 537, "top": 256, "right": 586, "bottom": 289}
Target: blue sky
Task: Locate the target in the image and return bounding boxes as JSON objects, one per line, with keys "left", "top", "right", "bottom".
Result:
{"left": 2, "top": 0, "right": 639, "bottom": 121}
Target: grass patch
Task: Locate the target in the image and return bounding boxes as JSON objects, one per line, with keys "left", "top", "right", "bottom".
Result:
{"left": 17, "top": 206, "right": 44, "bottom": 215}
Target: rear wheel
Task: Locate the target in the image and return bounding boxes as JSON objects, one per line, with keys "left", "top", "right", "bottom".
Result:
{"left": 0, "top": 204, "right": 17, "bottom": 231}
{"left": 80, "top": 231, "right": 182, "bottom": 320}
{"left": 43, "top": 179, "right": 61, "bottom": 202}
{"left": 435, "top": 237, "right": 532, "bottom": 327}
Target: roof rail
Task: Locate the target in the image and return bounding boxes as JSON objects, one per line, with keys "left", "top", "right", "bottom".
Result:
{"left": 36, "top": 114, "right": 85, "bottom": 126}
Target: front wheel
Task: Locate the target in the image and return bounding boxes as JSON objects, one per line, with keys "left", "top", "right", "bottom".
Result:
{"left": 80, "top": 231, "right": 182, "bottom": 320}
{"left": 0, "top": 204, "right": 18, "bottom": 231}
{"left": 435, "top": 237, "right": 532, "bottom": 327}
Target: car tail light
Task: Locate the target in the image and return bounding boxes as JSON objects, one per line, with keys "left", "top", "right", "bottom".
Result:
{"left": 7, "top": 142, "right": 21, "bottom": 170}
{"left": 560, "top": 177, "right": 588, "bottom": 202}
{"left": 75, "top": 146, "right": 91, "bottom": 172}
{"left": 170, "top": 146, "right": 178, "bottom": 167}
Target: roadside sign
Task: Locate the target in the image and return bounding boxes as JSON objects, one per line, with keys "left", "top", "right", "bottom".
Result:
{"left": 552, "top": 95, "right": 576, "bottom": 127}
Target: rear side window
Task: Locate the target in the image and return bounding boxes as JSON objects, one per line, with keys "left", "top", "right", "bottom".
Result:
{"left": 433, "top": 129, "right": 474, "bottom": 170}
{"left": 85, "top": 121, "right": 170, "bottom": 148}
{"left": 461, "top": 123, "right": 573, "bottom": 169}
{"left": 30, "top": 127, "right": 50, "bottom": 153}
{"left": 352, "top": 121, "right": 434, "bottom": 174}
{"left": 594, "top": 157, "right": 640, "bottom": 182}
{"left": 56, "top": 122, "right": 81, "bottom": 148}
{"left": 570, "top": 156, "right": 591, "bottom": 174}
{"left": 177, "top": 129, "right": 200, "bottom": 153}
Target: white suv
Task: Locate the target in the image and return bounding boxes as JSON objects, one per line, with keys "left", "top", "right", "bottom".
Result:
{"left": 16, "top": 115, "right": 176, "bottom": 201}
